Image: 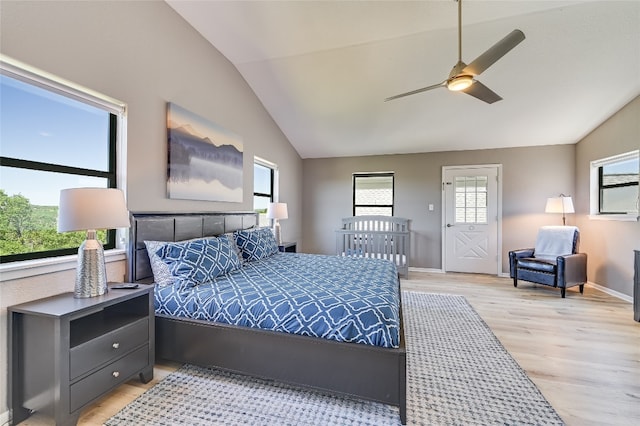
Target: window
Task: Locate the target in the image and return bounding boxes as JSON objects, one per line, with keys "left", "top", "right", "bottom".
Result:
{"left": 353, "top": 172, "right": 394, "bottom": 216}
{"left": 590, "top": 150, "right": 639, "bottom": 219}
{"left": 0, "top": 59, "right": 124, "bottom": 263}
{"left": 254, "top": 158, "right": 275, "bottom": 226}
{"left": 454, "top": 175, "right": 488, "bottom": 224}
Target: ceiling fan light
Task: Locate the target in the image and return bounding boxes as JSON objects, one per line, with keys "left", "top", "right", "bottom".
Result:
{"left": 447, "top": 75, "right": 474, "bottom": 91}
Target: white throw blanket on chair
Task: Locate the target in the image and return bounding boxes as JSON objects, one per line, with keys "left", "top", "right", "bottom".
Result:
{"left": 534, "top": 226, "right": 577, "bottom": 261}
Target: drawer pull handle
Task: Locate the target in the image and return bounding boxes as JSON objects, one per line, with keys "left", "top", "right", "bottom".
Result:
{"left": 112, "top": 371, "right": 120, "bottom": 378}
{"left": 112, "top": 342, "right": 120, "bottom": 349}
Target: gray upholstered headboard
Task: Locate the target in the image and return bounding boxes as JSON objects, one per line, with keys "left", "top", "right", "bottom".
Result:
{"left": 128, "top": 212, "right": 258, "bottom": 283}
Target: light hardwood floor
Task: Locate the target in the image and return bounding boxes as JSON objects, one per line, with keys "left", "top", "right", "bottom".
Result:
{"left": 18, "top": 272, "right": 640, "bottom": 425}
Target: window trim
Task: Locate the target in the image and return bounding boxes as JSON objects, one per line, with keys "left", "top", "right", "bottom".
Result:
{"left": 589, "top": 150, "right": 639, "bottom": 222}
{"left": 0, "top": 55, "right": 128, "bottom": 275}
{"left": 0, "top": 249, "right": 127, "bottom": 282}
{"left": 1, "top": 55, "right": 125, "bottom": 115}
{"left": 352, "top": 172, "right": 395, "bottom": 216}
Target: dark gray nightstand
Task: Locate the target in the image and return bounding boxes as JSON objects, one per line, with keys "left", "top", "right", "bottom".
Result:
{"left": 278, "top": 242, "right": 297, "bottom": 253}
{"left": 9, "top": 284, "right": 154, "bottom": 426}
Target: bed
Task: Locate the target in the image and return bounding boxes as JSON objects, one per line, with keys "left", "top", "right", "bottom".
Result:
{"left": 128, "top": 212, "right": 407, "bottom": 424}
{"left": 336, "top": 215, "right": 410, "bottom": 278}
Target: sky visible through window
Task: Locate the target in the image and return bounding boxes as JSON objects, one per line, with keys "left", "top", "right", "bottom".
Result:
{"left": 253, "top": 162, "right": 272, "bottom": 211}
{"left": 254, "top": 163, "right": 272, "bottom": 194}
{"left": 603, "top": 158, "right": 638, "bottom": 175}
{"left": 1, "top": 74, "right": 109, "bottom": 206}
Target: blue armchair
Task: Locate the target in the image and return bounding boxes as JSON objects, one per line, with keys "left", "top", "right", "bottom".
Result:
{"left": 509, "top": 226, "right": 587, "bottom": 298}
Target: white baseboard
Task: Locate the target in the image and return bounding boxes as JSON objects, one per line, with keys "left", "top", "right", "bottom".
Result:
{"left": 586, "top": 281, "right": 633, "bottom": 303}
{"left": 411, "top": 268, "right": 513, "bottom": 277}
{"left": 408, "top": 267, "right": 444, "bottom": 274}
{"left": 1, "top": 409, "right": 10, "bottom": 426}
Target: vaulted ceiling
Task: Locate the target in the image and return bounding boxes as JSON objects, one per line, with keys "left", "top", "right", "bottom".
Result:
{"left": 166, "top": 0, "right": 640, "bottom": 159}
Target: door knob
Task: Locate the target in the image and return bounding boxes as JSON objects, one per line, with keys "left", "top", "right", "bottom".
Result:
{"left": 446, "top": 224, "right": 453, "bottom": 227}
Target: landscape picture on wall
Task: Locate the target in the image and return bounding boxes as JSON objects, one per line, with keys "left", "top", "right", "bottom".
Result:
{"left": 167, "top": 103, "right": 243, "bottom": 202}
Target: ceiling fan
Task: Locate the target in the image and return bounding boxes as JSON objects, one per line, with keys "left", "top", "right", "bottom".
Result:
{"left": 385, "top": 0, "right": 525, "bottom": 104}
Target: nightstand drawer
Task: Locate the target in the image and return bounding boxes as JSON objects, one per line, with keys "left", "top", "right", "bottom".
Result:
{"left": 70, "top": 317, "right": 149, "bottom": 380}
{"left": 70, "top": 345, "right": 149, "bottom": 412}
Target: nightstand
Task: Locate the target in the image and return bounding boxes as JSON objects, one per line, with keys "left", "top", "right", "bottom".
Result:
{"left": 278, "top": 242, "right": 297, "bottom": 253}
{"left": 9, "top": 284, "right": 154, "bottom": 426}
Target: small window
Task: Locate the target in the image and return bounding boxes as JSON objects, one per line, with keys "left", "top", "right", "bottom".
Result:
{"left": 591, "top": 150, "right": 639, "bottom": 218}
{"left": 0, "top": 61, "right": 122, "bottom": 263}
{"left": 454, "top": 175, "right": 488, "bottom": 224}
{"left": 253, "top": 158, "right": 275, "bottom": 226}
{"left": 353, "top": 172, "right": 394, "bottom": 216}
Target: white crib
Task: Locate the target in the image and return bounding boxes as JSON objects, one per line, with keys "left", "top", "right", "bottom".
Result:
{"left": 336, "top": 216, "right": 410, "bottom": 278}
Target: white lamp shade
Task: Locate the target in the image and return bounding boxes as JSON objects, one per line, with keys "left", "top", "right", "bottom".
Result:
{"left": 266, "top": 202, "right": 288, "bottom": 220}
{"left": 545, "top": 196, "right": 575, "bottom": 214}
{"left": 58, "top": 188, "right": 130, "bottom": 232}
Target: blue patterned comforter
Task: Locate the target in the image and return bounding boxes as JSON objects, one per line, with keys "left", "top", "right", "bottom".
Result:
{"left": 155, "top": 253, "right": 400, "bottom": 348}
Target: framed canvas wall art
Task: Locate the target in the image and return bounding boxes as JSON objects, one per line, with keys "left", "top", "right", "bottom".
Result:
{"left": 167, "top": 103, "right": 243, "bottom": 202}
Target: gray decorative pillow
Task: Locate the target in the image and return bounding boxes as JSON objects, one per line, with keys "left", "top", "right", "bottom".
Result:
{"left": 144, "top": 240, "right": 175, "bottom": 287}
{"left": 223, "top": 232, "right": 243, "bottom": 262}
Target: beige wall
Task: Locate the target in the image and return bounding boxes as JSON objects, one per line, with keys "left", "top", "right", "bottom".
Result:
{"left": 575, "top": 96, "right": 640, "bottom": 296}
{"left": 302, "top": 97, "right": 639, "bottom": 295}
{"left": 0, "top": 0, "right": 302, "bottom": 418}
{"left": 302, "top": 144, "right": 576, "bottom": 271}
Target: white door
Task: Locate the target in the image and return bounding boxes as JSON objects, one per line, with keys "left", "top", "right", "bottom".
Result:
{"left": 443, "top": 165, "right": 500, "bottom": 274}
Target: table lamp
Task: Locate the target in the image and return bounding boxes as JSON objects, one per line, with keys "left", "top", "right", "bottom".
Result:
{"left": 58, "top": 188, "right": 130, "bottom": 298}
{"left": 545, "top": 194, "right": 574, "bottom": 226}
{"left": 266, "top": 202, "right": 288, "bottom": 245}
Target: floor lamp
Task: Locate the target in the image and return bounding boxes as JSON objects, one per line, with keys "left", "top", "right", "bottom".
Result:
{"left": 545, "top": 194, "right": 575, "bottom": 226}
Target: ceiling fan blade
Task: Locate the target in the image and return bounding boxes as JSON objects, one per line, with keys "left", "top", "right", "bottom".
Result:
{"left": 463, "top": 29, "right": 525, "bottom": 76}
{"left": 462, "top": 80, "right": 502, "bottom": 104}
{"left": 384, "top": 81, "right": 446, "bottom": 102}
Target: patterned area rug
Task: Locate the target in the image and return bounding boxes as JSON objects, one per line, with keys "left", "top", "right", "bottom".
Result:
{"left": 106, "top": 292, "right": 564, "bottom": 425}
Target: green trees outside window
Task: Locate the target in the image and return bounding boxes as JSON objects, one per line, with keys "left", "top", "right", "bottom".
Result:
{"left": 0, "top": 190, "right": 107, "bottom": 257}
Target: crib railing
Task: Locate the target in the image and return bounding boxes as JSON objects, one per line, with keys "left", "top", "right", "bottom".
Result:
{"left": 336, "top": 216, "right": 410, "bottom": 278}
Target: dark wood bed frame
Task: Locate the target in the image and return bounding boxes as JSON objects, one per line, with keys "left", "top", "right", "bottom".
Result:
{"left": 128, "top": 212, "right": 407, "bottom": 424}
